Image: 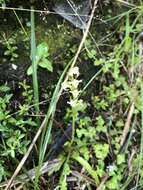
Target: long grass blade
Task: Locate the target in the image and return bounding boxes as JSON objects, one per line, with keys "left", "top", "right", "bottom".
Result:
{"left": 31, "top": 5, "right": 39, "bottom": 118}
{"left": 34, "top": 61, "right": 71, "bottom": 189}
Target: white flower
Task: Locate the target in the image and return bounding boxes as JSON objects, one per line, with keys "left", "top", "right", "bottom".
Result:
{"left": 106, "top": 164, "right": 116, "bottom": 173}
{"left": 69, "top": 79, "right": 82, "bottom": 89}
{"left": 71, "top": 89, "right": 80, "bottom": 99}
{"left": 67, "top": 99, "right": 78, "bottom": 108}
{"left": 68, "top": 67, "right": 80, "bottom": 77}
{"left": 68, "top": 99, "right": 86, "bottom": 112}
{"left": 61, "top": 81, "right": 69, "bottom": 90}
{"left": 12, "top": 64, "right": 17, "bottom": 70}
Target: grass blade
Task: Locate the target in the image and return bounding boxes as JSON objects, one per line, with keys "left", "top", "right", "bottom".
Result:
{"left": 31, "top": 6, "right": 39, "bottom": 118}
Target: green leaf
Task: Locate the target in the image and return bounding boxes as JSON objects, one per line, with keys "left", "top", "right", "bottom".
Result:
{"left": 27, "top": 65, "right": 33, "bottom": 75}
{"left": 0, "top": 85, "right": 10, "bottom": 92}
{"left": 94, "top": 58, "right": 105, "bottom": 66}
{"left": 117, "top": 154, "right": 125, "bottom": 165}
{"left": 88, "top": 49, "right": 96, "bottom": 58}
{"left": 79, "top": 146, "right": 90, "bottom": 160}
{"left": 38, "top": 59, "right": 53, "bottom": 72}
{"left": 36, "top": 42, "right": 49, "bottom": 61}
{"left": 106, "top": 176, "right": 119, "bottom": 189}
{"left": 59, "top": 162, "right": 71, "bottom": 190}
{"left": 72, "top": 153, "right": 99, "bottom": 186}
{"left": 0, "top": 112, "right": 5, "bottom": 121}
{"left": 96, "top": 116, "right": 107, "bottom": 133}
{"left": 10, "top": 149, "right": 15, "bottom": 158}
{"left": 124, "top": 36, "right": 132, "bottom": 53}
{"left": 93, "top": 144, "right": 109, "bottom": 160}
{"left": 27, "top": 42, "right": 53, "bottom": 75}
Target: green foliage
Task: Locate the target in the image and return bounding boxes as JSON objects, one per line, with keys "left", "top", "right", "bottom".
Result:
{"left": 106, "top": 175, "right": 120, "bottom": 189}
{"left": 3, "top": 130, "right": 28, "bottom": 158}
{"left": 27, "top": 42, "right": 53, "bottom": 75}
{"left": 3, "top": 35, "right": 18, "bottom": 62}
{"left": 19, "top": 80, "right": 33, "bottom": 105}
{"left": 51, "top": 6, "right": 143, "bottom": 190}
{"left": 84, "top": 39, "right": 97, "bottom": 60}
{"left": 1, "top": 1, "right": 143, "bottom": 189}
{"left": 0, "top": 82, "right": 37, "bottom": 181}
{"left": 93, "top": 143, "right": 109, "bottom": 160}
{"left": 72, "top": 153, "right": 99, "bottom": 186}
{"left": 59, "top": 161, "right": 71, "bottom": 190}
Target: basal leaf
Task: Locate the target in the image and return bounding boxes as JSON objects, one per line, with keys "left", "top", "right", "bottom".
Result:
{"left": 39, "top": 59, "right": 53, "bottom": 72}
{"left": 27, "top": 65, "right": 33, "bottom": 75}
{"left": 36, "top": 42, "right": 49, "bottom": 61}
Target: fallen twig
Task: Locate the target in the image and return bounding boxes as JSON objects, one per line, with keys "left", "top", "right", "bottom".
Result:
{"left": 1, "top": 161, "right": 97, "bottom": 188}
{"left": 120, "top": 102, "right": 135, "bottom": 147}
{"left": 96, "top": 175, "right": 109, "bottom": 190}
{"left": 128, "top": 147, "right": 137, "bottom": 175}
{"left": 0, "top": 159, "right": 61, "bottom": 188}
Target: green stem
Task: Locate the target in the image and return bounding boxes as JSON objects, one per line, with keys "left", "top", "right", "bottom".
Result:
{"left": 31, "top": 5, "right": 39, "bottom": 119}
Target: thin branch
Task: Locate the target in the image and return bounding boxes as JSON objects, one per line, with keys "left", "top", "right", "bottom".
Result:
{"left": 96, "top": 175, "right": 109, "bottom": 190}
{"left": 0, "top": 159, "right": 61, "bottom": 188}
{"left": 0, "top": 6, "right": 91, "bottom": 17}
{"left": 128, "top": 147, "right": 137, "bottom": 175}
{"left": 120, "top": 102, "right": 135, "bottom": 147}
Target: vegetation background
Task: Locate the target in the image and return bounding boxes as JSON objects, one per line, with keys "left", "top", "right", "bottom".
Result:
{"left": 0, "top": 0, "right": 143, "bottom": 189}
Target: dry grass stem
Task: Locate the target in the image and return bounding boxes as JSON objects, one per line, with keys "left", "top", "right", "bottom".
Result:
{"left": 120, "top": 102, "right": 135, "bottom": 147}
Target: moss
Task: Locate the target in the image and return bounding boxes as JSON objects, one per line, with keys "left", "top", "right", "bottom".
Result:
{"left": 36, "top": 15, "right": 81, "bottom": 56}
